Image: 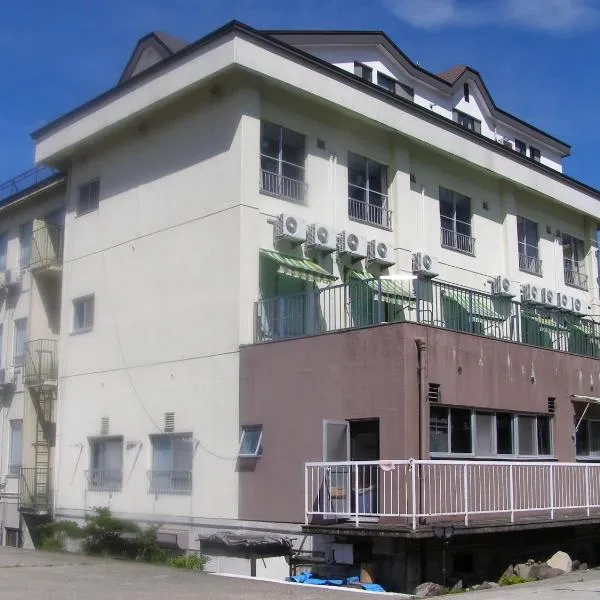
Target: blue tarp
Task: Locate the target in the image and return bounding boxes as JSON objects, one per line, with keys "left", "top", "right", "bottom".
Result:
{"left": 287, "top": 572, "right": 385, "bottom": 592}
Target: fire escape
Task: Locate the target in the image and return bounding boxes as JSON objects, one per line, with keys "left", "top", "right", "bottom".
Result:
{"left": 19, "top": 219, "right": 63, "bottom": 514}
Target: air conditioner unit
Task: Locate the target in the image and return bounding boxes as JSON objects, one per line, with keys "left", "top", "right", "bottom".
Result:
{"left": 306, "top": 223, "right": 336, "bottom": 252}
{"left": 557, "top": 292, "right": 571, "bottom": 312}
{"left": 275, "top": 213, "right": 307, "bottom": 244}
{"left": 572, "top": 296, "right": 586, "bottom": 315}
{"left": 367, "top": 240, "right": 395, "bottom": 267}
{"left": 0, "top": 269, "right": 21, "bottom": 290}
{"left": 492, "top": 275, "right": 519, "bottom": 298}
{"left": 542, "top": 288, "right": 556, "bottom": 307}
{"left": 412, "top": 252, "right": 439, "bottom": 278}
{"left": 337, "top": 231, "right": 368, "bottom": 259}
{"left": 521, "top": 283, "right": 542, "bottom": 304}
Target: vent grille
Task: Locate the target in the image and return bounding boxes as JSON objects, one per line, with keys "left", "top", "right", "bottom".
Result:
{"left": 547, "top": 397, "right": 556, "bottom": 414}
{"left": 100, "top": 417, "right": 109, "bottom": 436}
{"left": 428, "top": 383, "right": 441, "bottom": 403}
{"left": 164, "top": 412, "right": 175, "bottom": 433}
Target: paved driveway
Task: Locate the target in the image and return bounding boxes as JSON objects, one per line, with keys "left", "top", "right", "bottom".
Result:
{"left": 0, "top": 547, "right": 599, "bottom": 599}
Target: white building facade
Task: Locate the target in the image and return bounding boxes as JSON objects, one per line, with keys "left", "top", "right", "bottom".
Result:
{"left": 21, "top": 21, "right": 600, "bottom": 576}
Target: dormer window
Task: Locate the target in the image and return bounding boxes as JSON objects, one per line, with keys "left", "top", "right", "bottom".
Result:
{"left": 377, "top": 72, "right": 396, "bottom": 93}
{"left": 453, "top": 109, "right": 481, "bottom": 134}
{"left": 354, "top": 62, "right": 372, "bottom": 83}
{"left": 529, "top": 146, "right": 541, "bottom": 163}
{"left": 515, "top": 139, "right": 527, "bottom": 155}
{"left": 463, "top": 83, "right": 470, "bottom": 102}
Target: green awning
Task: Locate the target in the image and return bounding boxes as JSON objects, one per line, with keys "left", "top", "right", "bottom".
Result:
{"left": 522, "top": 313, "right": 567, "bottom": 332}
{"left": 442, "top": 289, "right": 508, "bottom": 322}
{"left": 570, "top": 323, "right": 600, "bottom": 338}
{"left": 349, "top": 270, "right": 414, "bottom": 301}
{"left": 260, "top": 249, "right": 337, "bottom": 285}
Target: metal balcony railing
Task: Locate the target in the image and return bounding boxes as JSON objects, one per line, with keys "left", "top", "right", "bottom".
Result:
{"left": 306, "top": 459, "right": 600, "bottom": 529}
{"left": 23, "top": 339, "right": 58, "bottom": 387}
{"left": 0, "top": 166, "right": 59, "bottom": 204}
{"left": 255, "top": 278, "right": 600, "bottom": 359}
{"left": 348, "top": 196, "right": 392, "bottom": 229}
{"left": 440, "top": 226, "right": 476, "bottom": 255}
{"left": 260, "top": 169, "right": 307, "bottom": 203}
{"left": 564, "top": 264, "right": 588, "bottom": 290}
{"left": 148, "top": 470, "right": 192, "bottom": 495}
{"left": 30, "top": 222, "right": 64, "bottom": 273}
{"left": 519, "top": 253, "right": 543, "bottom": 276}
{"left": 19, "top": 467, "right": 52, "bottom": 513}
{"left": 86, "top": 469, "right": 123, "bottom": 492}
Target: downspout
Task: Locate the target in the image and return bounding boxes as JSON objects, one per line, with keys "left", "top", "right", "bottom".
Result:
{"left": 415, "top": 337, "right": 427, "bottom": 581}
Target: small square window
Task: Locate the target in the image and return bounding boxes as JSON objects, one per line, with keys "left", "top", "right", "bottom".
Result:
{"left": 353, "top": 62, "right": 372, "bottom": 82}
{"left": 73, "top": 295, "right": 94, "bottom": 332}
{"left": 529, "top": 146, "right": 541, "bottom": 162}
{"left": 515, "top": 139, "right": 527, "bottom": 155}
{"left": 77, "top": 180, "right": 100, "bottom": 215}
{"left": 377, "top": 72, "right": 396, "bottom": 93}
{"left": 239, "top": 426, "right": 263, "bottom": 457}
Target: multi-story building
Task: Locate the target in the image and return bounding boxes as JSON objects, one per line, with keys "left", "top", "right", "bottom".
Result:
{"left": 19, "top": 19, "right": 600, "bottom": 590}
{"left": 0, "top": 167, "right": 64, "bottom": 546}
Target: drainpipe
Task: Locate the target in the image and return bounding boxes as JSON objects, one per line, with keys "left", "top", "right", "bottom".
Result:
{"left": 415, "top": 337, "right": 427, "bottom": 580}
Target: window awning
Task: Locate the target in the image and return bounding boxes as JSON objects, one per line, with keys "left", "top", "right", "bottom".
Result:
{"left": 522, "top": 313, "right": 567, "bottom": 332}
{"left": 260, "top": 249, "right": 337, "bottom": 284}
{"left": 442, "top": 289, "right": 508, "bottom": 322}
{"left": 349, "top": 269, "right": 414, "bottom": 301}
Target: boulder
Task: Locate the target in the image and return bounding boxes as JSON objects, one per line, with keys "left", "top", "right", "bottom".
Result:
{"left": 572, "top": 560, "right": 581, "bottom": 571}
{"left": 414, "top": 582, "right": 445, "bottom": 598}
{"left": 579, "top": 562, "right": 588, "bottom": 571}
{"left": 500, "top": 564, "right": 514, "bottom": 580}
{"left": 470, "top": 582, "right": 500, "bottom": 591}
{"left": 530, "top": 564, "right": 564, "bottom": 580}
{"left": 546, "top": 551, "right": 573, "bottom": 573}
{"left": 515, "top": 563, "right": 535, "bottom": 580}
{"left": 451, "top": 580, "right": 463, "bottom": 592}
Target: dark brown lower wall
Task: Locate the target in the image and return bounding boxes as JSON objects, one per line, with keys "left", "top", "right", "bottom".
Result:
{"left": 239, "top": 322, "right": 600, "bottom": 523}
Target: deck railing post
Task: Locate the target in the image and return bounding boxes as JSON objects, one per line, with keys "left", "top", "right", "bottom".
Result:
{"left": 549, "top": 464, "right": 555, "bottom": 520}
{"left": 304, "top": 465, "right": 309, "bottom": 525}
{"left": 463, "top": 464, "right": 469, "bottom": 526}
{"left": 411, "top": 461, "right": 417, "bottom": 531}
{"left": 509, "top": 464, "right": 515, "bottom": 523}
{"left": 585, "top": 465, "right": 590, "bottom": 517}
{"left": 354, "top": 465, "right": 360, "bottom": 527}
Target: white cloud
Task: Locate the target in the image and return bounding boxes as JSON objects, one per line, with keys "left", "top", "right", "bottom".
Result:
{"left": 382, "top": 0, "right": 600, "bottom": 32}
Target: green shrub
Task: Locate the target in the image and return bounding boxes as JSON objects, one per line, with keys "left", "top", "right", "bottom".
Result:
{"left": 498, "top": 574, "right": 535, "bottom": 586}
{"left": 167, "top": 553, "right": 209, "bottom": 571}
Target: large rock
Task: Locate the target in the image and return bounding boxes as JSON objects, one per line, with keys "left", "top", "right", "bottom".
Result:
{"left": 500, "top": 565, "right": 514, "bottom": 580}
{"left": 515, "top": 563, "right": 535, "bottom": 579}
{"left": 546, "top": 551, "right": 573, "bottom": 573}
{"left": 451, "top": 580, "right": 463, "bottom": 592}
{"left": 530, "top": 564, "right": 564, "bottom": 580}
{"left": 579, "top": 562, "right": 589, "bottom": 571}
{"left": 414, "top": 582, "right": 445, "bottom": 598}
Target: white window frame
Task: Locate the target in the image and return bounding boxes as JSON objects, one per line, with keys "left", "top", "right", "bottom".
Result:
{"left": 88, "top": 436, "right": 124, "bottom": 491}
{"left": 430, "top": 407, "right": 553, "bottom": 460}
{"left": 575, "top": 418, "right": 600, "bottom": 460}
{"left": 72, "top": 295, "right": 94, "bottom": 333}
{"left": 77, "top": 179, "right": 100, "bottom": 216}
{"left": 238, "top": 426, "right": 263, "bottom": 458}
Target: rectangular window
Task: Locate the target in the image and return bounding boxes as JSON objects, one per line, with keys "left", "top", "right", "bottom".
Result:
{"left": 463, "top": 83, "right": 470, "bottom": 102}
{"left": 13, "top": 318, "right": 26, "bottom": 368}
{"left": 517, "top": 216, "right": 541, "bottom": 275}
{"left": 377, "top": 72, "right": 396, "bottom": 93}
{"left": 439, "top": 187, "right": 473, "bottom": 254}
{"left": 452, "top": 110, "right": 481, "bottom": 134}
{"left": 77, "top": 180, "right": 100, "bottom": 215}
{"left": 515, "top": 139, "right": 527, "bottom": 155}
{"left": 347, "top": 152, "right": 390, "bottom": 228}
{"left": 260, "top": 121, "right": 306, "bottom": 203}
{"left": 354, "top": 62, "right": 373, "bottom": 82}
{"left": 529, "top": 146, "right": 541, "bottom": 162}
{"left": 239, "top": 426, "right": 263, "bottom": 457}
{"left": 0, "top": 233, "right": 7, "bottom": 272}
{"left": 19, "top": 223, "right": 31, "bottom": 270}
{"left": 88, "top": 437, "right": 123, "bottom": 491}
{"left": 397, "top": 82, "right": 415, "bottom": 100}
{"left": 576, "top": 419, "right": 600, "bottom": 457}
{"left": 430, "top": 409, "right": 552, "bottom": 457}
{"left": 150, "top": 434, "right": 193, "bottom": 494}
{"left": 562, "top": 234, "right": 587, "bottom": 290}
{"left": 73, "top": 295, "right": 94, "bottom": 332}
{"left": 8, "top": 420, "right": 22, "bottom": 476}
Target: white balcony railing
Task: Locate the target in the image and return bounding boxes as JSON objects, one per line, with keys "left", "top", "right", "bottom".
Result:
{"left": 260, "top": 169, "right": 307, "bottom": 203}
{"left": 564, "top": 264, "right": 588, "bottom": 290}
{"left": 305, "top": 459, "right": 600, "bottom": 529}
{"left": 519, "top": 253, "right": 543, "bottom": 276}
{"left": 440, "top": 227, "right": 475, "bottom": 255}
{"left": 86, "top": 469, "right": 123, "bottom": 492}
{"left": 148, "top": 470, "right": 192, "bottom": 495}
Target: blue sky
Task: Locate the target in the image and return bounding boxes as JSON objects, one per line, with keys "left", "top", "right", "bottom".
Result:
{"left": 1, "top": 0, "right": 599, "bottom": 187}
